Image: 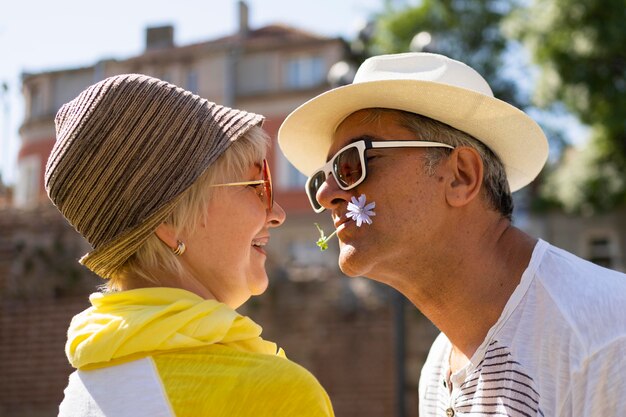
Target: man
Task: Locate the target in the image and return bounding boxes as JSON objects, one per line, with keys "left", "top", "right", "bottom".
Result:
{"left": 278, "top": 52, "right": 626, "bottom": 416}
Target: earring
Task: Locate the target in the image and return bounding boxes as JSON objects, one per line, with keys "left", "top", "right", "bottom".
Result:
{"left": 172, "top": 240, "right": 186, "bottom": 256}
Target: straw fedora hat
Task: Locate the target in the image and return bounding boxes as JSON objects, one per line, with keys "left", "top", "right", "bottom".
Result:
{"left": 278, "top": 52, "right": 548, "bottom": 192}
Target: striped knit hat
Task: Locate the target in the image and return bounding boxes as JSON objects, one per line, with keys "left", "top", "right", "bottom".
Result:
{"left": 45, "top": 74, "right": 264, "bottom": 279}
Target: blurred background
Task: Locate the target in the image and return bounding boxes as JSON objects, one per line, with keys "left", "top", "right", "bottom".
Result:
{"left": 0, "top": 0, "right": 624, "bottom": 416}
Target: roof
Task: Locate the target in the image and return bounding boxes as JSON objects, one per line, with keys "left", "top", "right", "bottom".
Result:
{"left": 22, "top": 24, "right": 344, "bottom": 78}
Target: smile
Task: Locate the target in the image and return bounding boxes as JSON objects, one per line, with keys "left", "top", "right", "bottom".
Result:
{"left": 251, "top": 237, "right": 269, "bottom": 255}
{"left": 252, "top": 238, "right": 268, "bottom": 247}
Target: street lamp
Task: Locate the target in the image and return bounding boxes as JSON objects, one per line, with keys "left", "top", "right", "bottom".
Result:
{"left": 410, "top": 31, "right": 433, "bottom": 52}
{"left": 327, "top": 61, "right": 357, "bottom": 88}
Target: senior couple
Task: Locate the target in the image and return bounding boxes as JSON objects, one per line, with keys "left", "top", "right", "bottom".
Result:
{"left": 51, "top": 53, "right": 625, "bottom": 416}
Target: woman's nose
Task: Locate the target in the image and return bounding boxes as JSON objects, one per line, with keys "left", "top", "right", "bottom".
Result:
{"left": 267, "top": 201, "right": 286, "bottom": 227}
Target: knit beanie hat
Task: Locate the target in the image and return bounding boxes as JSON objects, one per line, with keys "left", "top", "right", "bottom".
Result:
{"left": 45, "top": 74, "right": 264, "bottom": 279}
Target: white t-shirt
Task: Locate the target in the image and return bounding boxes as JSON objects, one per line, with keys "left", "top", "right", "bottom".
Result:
{"left": 419, "top": 239, "right": 626, "bottom": 417}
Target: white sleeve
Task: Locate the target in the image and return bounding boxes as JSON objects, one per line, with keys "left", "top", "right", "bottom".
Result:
{"left": 569, "top": 337, "right": 626, "bottom": 417}
{"left": 58, "top": 358, "right": 175, "bottom": 417}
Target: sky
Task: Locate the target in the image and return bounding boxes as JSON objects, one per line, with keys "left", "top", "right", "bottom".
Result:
{"left": 0, "top": 0, "right": 383, "bottom": 184}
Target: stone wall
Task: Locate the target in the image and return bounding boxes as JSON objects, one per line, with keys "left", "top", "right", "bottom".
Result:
{"left": 0, "top": 297, "right": 89, "bottom": 417}
{"left": 0, "top": 205, "right": 440, "bottom": 417}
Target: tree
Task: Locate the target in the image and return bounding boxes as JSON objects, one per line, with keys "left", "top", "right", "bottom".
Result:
{"left": 360, "top": 0, "right": 528, "bottom": 109}
{"left": 509, "top": 0, "right": 626, "bottom": 213}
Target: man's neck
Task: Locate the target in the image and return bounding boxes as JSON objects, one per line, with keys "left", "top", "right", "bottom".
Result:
{"left": 397, "top": 220, "right": 536, "bottom": 369}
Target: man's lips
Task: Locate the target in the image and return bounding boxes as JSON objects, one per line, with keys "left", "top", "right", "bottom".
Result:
{"left": 334, "top": 216, "right": 350, "bottom": 230}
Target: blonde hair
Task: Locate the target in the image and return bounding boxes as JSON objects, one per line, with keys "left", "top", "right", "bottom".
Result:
{"left": 105, "top": 125, "right": 270, "bottom": 291}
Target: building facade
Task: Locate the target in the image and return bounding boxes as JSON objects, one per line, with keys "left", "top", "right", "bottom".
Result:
{"left": 17, "top": 6, "right": 343, "bottom": 214}
{"left": 2, "top": 4, "right": 439, "bottom": 417}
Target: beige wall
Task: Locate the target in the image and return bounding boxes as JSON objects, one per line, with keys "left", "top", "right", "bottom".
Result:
{"left": 530, "top": 208, "right": 626, "bottom": 272}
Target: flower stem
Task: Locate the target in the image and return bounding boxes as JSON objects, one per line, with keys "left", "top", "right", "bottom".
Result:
{"left": 323, "top": 230, "right": 337, "bottom": 245}
{"left": 315, "top": 223, "right": 338, "bottom": 251}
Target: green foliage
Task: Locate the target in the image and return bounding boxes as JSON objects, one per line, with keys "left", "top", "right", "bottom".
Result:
{"left": 537, "top": 140, "right": 626, "bottom": 214}
{"left": 510, "top": 0, "right": 626, "bottom": 212}
{"left": 359, "top": 0, "right": 626, "bottom": 213}
{"left": 364, "top": 0, "right": 527, "bottom": 108}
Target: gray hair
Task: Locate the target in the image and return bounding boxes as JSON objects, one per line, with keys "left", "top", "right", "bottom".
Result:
{"left": 360, "top": 108, "right": 513, "bottom": 219}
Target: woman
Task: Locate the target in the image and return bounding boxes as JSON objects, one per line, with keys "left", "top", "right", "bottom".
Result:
{"left": 48, "top": 74, "right": 334, "bottom": 417}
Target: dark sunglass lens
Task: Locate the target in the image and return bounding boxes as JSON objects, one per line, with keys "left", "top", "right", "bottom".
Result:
{"left": 307, "top": 171, "right": 326, "bottom": 209}
{"left": 334, "top": 146, "right": 362, "bottom": 187}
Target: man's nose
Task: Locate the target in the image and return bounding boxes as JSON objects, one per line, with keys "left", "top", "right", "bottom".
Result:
{"left": 316, "top": 174, "right": 352, "bottom": 212}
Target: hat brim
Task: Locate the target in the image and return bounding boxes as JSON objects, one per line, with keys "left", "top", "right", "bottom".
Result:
{"left": 278, "top": 80, "right": 548, "bottom": 192}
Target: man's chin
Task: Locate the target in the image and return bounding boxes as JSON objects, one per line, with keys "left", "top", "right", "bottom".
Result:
{"left": 338, "top": 245, "right": 370, "bottom": 277}
{"left": 338, "top": 263, "right": 362, "bottom": 277}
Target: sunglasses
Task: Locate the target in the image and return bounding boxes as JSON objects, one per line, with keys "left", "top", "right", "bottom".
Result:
{"left": 306, "top": 139, "right": 454, "bottom": 213}
{"left": 211, "top": 159, "right": 274, "bottom": 210}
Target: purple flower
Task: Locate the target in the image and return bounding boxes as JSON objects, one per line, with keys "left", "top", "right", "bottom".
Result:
{"left": 346, "top": 194, "right": 376, "bottom": 227}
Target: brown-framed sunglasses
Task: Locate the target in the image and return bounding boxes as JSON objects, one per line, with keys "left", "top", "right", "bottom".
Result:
{"left": 210, "top": 159, "right": 274, "bottom": 210}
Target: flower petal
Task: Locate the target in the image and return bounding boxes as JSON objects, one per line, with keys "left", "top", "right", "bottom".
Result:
{"left": 346, "top": 194, "right": 376, "bottom": 227}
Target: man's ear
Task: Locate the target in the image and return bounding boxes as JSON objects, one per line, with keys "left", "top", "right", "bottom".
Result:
{"left": 445, "top": 147, "right": 483, "bottom": 208}
{"left": 155, "top": 222, "right": 178, "bottom": 250}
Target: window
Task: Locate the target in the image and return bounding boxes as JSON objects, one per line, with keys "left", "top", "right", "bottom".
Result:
{"left": 186, "top": 69, "right": 199, "bottom": 94}
{"left": 583, "top": 231, "right": 623, "bottom": 271}
{"left": 277, "top": 151, "right": 307, "bottom": 190}
{"left": 284, "top": 56, "right": 325, "bottom": 89}
{"left": 30, "top": 86, "right": 45, "bottom": 118}
{"left": 283, "top": 164, "right": 307, "bottom": 189}
{"left": 15, "top": 155, "right": 40, "bottom": 208}
{"left": 587, "top": 236, "right": 615, "bottom": 268}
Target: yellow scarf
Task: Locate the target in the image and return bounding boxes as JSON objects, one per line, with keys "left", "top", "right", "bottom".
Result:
{"left": 66, "top": 287, "right": 283, "bottom": 369}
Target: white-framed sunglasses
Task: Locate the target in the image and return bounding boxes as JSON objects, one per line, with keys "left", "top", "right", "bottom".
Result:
{"left": 305, "top": 139, "right": 454, "bottom": 213}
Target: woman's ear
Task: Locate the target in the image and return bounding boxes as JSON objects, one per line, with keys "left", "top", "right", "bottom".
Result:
{"left": 155, "top": 222, "right": 178, "bottom": 250}
{"left": 445, "top": 147, "right": 483, "bottom": 208}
